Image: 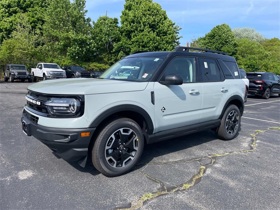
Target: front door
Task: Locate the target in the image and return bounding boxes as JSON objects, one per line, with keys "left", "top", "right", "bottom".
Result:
{"left": 153, "top": 56, "right": 203, "bottom": 132}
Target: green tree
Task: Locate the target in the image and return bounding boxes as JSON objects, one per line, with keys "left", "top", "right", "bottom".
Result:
{"left": 116, "top": 0, "right": 180, "bottom": 57}
{"left": 195, "top": 24, "right": 237, "bottom": 55}
{"left": 261, "top": 38, "right": 280, "bottom": 74}
{"left": 233, "top": 28, "right": 265, "bottom": 42}
{"left": 92, "top": 16, "right": 121, "bottom": 64}
{"left": 236, "top": 38, "right": 269, "bottom": 72}
{"left": 0, "top": 14, "right": 44, "bottom": 68}
{"left": 0, "top": 0, "right": 46, "bottom": 43}
{"left": 42, "top": 0, "right": 92, "bottom": 64}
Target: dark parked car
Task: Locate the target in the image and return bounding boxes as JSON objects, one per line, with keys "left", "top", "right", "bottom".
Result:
{"left": 4, "top": 64, "right": 31, "bottom": 82}
{"left": 247, "top": 72, "right": 280, "bottom": 99}
{"left": 63, "top": 66, "right": 91, "bottom": 78}
{"left": 90, "top": 71, "right": 103, "bottom": 78}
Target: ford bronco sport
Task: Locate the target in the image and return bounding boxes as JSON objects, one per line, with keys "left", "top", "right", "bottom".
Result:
{"left": 21, "top": 47, "right": 245, "bottom": 176}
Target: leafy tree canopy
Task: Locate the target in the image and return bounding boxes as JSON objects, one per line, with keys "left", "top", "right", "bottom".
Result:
{"left": 233, "top": 28, "right": 265, "bottom": 42}
{"left": 117, "top": 0, "right": 180, "bottom": 56}
{"left": 195, "top": 24, "right": 237, "bottom": 55}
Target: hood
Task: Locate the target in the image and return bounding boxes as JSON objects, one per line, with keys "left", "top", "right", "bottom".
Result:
{"left": 28, "top": 78, "right": 149, "bottom": 95}
{"left": 44, "top": 68, "right": 65, "bottom": 72}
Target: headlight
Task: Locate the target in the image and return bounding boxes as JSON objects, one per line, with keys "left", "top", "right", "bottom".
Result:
{"left": 45, "top": 97, "right": 83, "bottom": 117}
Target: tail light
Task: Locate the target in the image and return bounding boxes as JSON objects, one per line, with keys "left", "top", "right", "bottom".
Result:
{"left": 255, "top": 80, "right": 264, "bottom": 90}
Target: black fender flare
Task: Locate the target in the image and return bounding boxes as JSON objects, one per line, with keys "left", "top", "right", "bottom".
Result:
{"left": 89, "top": 104, "right": 154, "bottom": 134}
{"left": 219, "top": 95, "right": 244, "bottom": 119}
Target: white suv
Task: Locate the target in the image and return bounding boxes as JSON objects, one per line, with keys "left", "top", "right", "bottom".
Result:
{"left": 21, "top": 47, "right": 245, "bottom": 176}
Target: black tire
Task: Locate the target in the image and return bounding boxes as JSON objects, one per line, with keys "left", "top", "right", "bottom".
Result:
{"left": 217, "top": 105, "right": 241, "bottom": 140}
{"left": 92, "top": 118, "right": 144, "bottom": 177}
{"left": 28, "top": 78, "right": 32, "bottom": 83}
{"left": 262, "top": 88, "right": 270, "bottom": 99}
{"left": 4, "top": 76, "right": 8, "bottom": 82}
{"left": 9, "top": 75, "right": 14, "bottom": 82}
{"left": 32, "top": 74, "right": 37, "bottom": 82}
{"left": 43, "top": 74, "right": 47, "bottom": 81}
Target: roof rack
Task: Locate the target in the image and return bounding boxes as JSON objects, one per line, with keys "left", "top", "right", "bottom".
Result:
{"left": 174, "top": 46, "right": 228, "bottom": 55}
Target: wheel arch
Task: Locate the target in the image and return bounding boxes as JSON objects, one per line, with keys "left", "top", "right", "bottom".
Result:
{"left": 89, "top": 104, "right": 154, "bottom": 143}
{"left": 219, "top": 95, "right": 244, "bottom": 119}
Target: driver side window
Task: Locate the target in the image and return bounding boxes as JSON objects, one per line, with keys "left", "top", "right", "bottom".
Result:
{"left": 162, "top": 57, "right": 196, "bottom": 83}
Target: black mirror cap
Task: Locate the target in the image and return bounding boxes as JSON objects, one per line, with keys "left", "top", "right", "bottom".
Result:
{"left": 160, "top": 75, "right": 183, "bottom": 85}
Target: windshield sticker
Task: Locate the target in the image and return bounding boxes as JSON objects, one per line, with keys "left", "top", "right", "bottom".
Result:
{"left": 142, "top": 73, "right": 148, "bottom": 78}
{"left": 234, "top": 71, "right": 238, "bottom": 76}
{"left": 204, "top": 62, "right": 208, "bottom": 68}
{"left": 154, "top": 58, "right": 160, "bottom": 62}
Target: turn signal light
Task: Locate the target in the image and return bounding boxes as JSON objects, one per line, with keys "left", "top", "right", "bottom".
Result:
{"left": 80, "top": 132, "right": 91, "bottom": 137}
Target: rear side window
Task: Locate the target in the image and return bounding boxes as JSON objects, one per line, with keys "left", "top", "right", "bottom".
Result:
{"left": 199, "top": 58, "right": 223, "bottom": 82}
{"left": 222, "top": 61, "right": 240, "bottom": 79}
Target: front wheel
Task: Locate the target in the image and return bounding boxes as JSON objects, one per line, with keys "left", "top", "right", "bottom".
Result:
{"left": 262, "top": 88, "right": 270, "bottom": 99}
{"left": 9, "top": 75, "right": 14, "bottom": 82}
{"left": 92, "top": 118, "right": 144, "bottom": 177}
{"left": 217, "top": 105, "right": 241, "bottom": 140}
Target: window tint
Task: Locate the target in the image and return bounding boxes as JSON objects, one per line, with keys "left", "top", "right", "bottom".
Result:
{"left": 267, "top": 73, "right": 274, "bottom": 80}
{"left": 200, "top": 58, "right": 222, "bottom": 82}
{"left": 163, "top": 57, "right": 196, "bottom": 83}
{"left": 239, "top": 69, "right": 247, "bottom": 79}
{"left": 222, "top": 61, "right": 240, "bottom": 79}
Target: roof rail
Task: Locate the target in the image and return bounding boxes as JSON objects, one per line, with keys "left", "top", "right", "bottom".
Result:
{"left": 174, "top": 46, "right": 228, "bottom": 55}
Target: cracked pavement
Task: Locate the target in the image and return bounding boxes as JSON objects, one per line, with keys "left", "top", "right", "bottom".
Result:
{"left": 1, "top": 82, "right": 280, "bottom": 210}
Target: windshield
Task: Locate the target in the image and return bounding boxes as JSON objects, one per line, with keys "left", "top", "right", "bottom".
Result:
{"left": 10, "top": 65, "right": 26, "bottom": 70}
{"left": 44, "top": 64, "right": 60, "bottom": 69}
{"left": 100, "top": 56, "right": 164, "bottom": 81}
{"left": 71, "top": 66, "right": 85, "bottom": 72}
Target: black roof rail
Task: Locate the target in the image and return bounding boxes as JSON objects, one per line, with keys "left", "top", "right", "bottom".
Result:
{"left": 174, "top": 46, "right": 228, "bottom": 55}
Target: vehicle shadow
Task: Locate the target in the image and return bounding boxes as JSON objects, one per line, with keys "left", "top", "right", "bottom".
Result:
{"left": 71, "top": 129, "right": 218, "bottom": 176}
{"left": 137, "top": 130, "right": 217, "bottom": 168}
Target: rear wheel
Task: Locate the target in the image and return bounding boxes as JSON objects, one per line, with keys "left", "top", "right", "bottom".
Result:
{"left": 92, "top": 118, "right": 144, "bottom": 177}
{"left": 217, "top": 105, "right": 241, "bottom": 140}
{"left": 262, "top": 88, "right": 270, "bottom": 99}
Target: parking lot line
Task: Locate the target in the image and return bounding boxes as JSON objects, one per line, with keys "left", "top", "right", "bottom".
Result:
{"left": 242, "top": 116, "right": 280, "bottom": 125}
{"left": 245, "top": 99, "right": 280, "bottom": 107}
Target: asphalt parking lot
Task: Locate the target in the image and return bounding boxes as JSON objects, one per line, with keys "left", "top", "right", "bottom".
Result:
{"left": 0, "top": 82, "right": 279, "bottom": 210}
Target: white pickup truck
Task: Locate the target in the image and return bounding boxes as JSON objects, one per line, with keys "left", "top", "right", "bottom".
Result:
{"left": 31, "top": 63, "right": 66, "bottom": 81}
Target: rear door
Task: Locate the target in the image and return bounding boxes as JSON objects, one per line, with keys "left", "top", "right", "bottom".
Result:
{"left": 199, "top": 58, "right": 229, "bottom": 120}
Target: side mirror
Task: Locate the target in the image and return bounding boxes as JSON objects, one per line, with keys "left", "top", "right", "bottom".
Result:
{"left": 160, "top": 75, "right": 183, "bottom": 86}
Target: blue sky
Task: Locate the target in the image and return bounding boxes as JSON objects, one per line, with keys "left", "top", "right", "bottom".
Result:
{"left": 85, "top": 0, "right": 280, "bottom": 45}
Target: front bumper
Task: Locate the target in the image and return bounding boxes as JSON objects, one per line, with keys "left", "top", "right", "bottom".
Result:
{"left": 21, "top": 109, "right": 95, "bottom": 163}
{"left": 248, "top": 88, "right": 264, "bottom": 96}
{"left": 12, "top": 75, "right": 31, "bottom": 79}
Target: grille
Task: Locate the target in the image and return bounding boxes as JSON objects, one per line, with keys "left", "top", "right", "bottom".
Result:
{"left": 51, "top": 72, "right": 64, "bottom": 77}
{"left": 26, "top": 91, "right": 49, "bottom": 114}
{"left": 17, "top": 72, "right": 27, "bottom": 76}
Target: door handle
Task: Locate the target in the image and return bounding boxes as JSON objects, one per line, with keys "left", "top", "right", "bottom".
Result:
{"left": 189, "top": 89, "right": 200, "bottom": 95}
{"left": 221, "top": 88, "right": 228, "bottom": 93}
